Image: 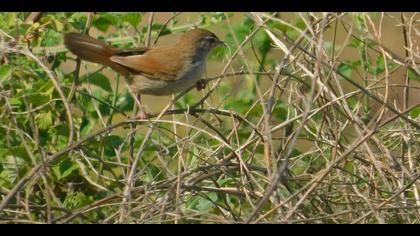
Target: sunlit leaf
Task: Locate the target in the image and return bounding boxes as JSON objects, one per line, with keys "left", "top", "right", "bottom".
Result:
{"left": 0, "top": 65, "right": 12, "bottom": 82}
{"left": 408, "top": 68, "right": 420, "bottom": 81}
{"left": 52, "top": 159, "right": 79, "bottom": 180}
{"left": 410, "top": 107, "right": 420, "bottom": 119}
{"left": 93, "top": 16, "right": 112, "bottom": 32}
{"left": 337, "top": 62, "right": 353, "bottom": 79}
{"left": 36, "top": 111, "right": 53, "bottom": 130}
{"left": 196, "top": 192, "right": 218, "bottom": 212}
{"left": 80, "top": 117, "right": 95, "bottom": 137}
{"left": 83, "top": 73, "right": 113, "bottom": 92}
{"left": 123, "top": 13, "right": 142, "bottom": 28}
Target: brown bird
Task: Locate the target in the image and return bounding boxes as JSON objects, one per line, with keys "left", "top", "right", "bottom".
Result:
{"left": 64, "top": 29, "right": 224, "bottom": 118}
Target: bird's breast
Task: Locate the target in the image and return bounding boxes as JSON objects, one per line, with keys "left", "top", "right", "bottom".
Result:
{"left": 131, "top": 60, "right": 206, "bottom": 96}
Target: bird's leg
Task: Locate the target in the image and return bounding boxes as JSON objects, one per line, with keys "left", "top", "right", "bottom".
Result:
{"left": 127, "top": 82, "right": 148, "bottom": 120}
{"left": 136, "top": 93, "right": 148, "bottom": 120}
{"left": 196, "top": 79, "right": 207, "bottom": 91}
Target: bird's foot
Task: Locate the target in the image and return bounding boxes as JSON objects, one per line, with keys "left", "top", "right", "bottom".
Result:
{"left": 137, "top": 109, "right": 149, "bottom": 120}
{"left": 196, "top": 79, "right": 207, "bottom": 91}
{"left": 133, "top": 106, "right": 149, "bottom": 120}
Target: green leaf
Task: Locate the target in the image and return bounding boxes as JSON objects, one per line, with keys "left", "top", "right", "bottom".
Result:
{"left": 209, "top": 44, "right": 226, "bottom": 60}
{"left": 53, "top": 159, "right": 79, "bottom": 180}
{"left": 292, "top": 159, "right": 309, "bottom": 176}
{"left": 223, "top": 89, "right": 255, "bottom": 114}
{"left": 294, "top": 18, "right": 306, "bottom": 30}
{"left": 346, "top": 97, "right": 358, "bottom": 110}
{"left": 354, "top": 13, "right": 366, "bottom": 32}
{"left": 116, "top": 92, "right": 134, "bottom": 111}
{"left": 0, "top": 149, "right": 6, "bottom": 170}
{"left": 274, "top": 100, "right": 288, "bottom": 121}
{"left": 84, "top": 73, "right": 113, "bottom": 92}
{"left": 0, "top": 13, "right": 17, "bottom": 31}
{"left": 408, "top": 68, "right": 420, "bottom": 82}
{"left": 9, "top": 97, "right": 22, "bottom": 107}
{"left": 27, "top": 93, "right": 50, "bottom": 107}
{"left": 1, "top": 155, "right": 26, "bottom": 184}
{"left": 343, "top": 162, "right": 355, "bottom": 173}
{"left": 52, "top": 19, "right": 64, "bottom": 32}
{"left": 148, "top": 23, "right": 171, "bottom": 36}
{"left": 63, "top": 191, "right": 93, "bottom": 209}
{"left": 175, "top": 93, "right": 195, "bottom": 108}
{"left": 123, "top": 13, "right": 142, "bottom": 28}
{"left": 52, "top": 124, "right": 69, "bottom": 150}
{"left": 410, "top": 106, "right": 420, "bottom": 119}
{"left": 374, "top": 55, "right": 385, "bottom": 76}
{"left": 323, "top": 42, "right": 334, "bottom": 54}
{"left": 41, "top": 30, "right": 62, "bottom": 47}
{"left": 76, "top": 89, "right": 96, "bottom": 113}
{"left": 6, "top": 147, "right": 31, "bottom": 163}
{"left": 104, "top": 135, "right": 124, "bottom": 147}
{"left": 196, "top": 192, "right": 218, "bottom": 212}
{"left": 348, "top": 37, "right": 363, "bottom": 48}
{"left": 80, "top": 117, "right": 95, "bottom": 137}
{"left": 145, "top": 163, "right": 165, "bottom": 182}
{"left": 225, "top": 17, "right": 255, "bottom": 52}
{"left": 210, "top": 12, "right": 228, "bottom": 23}
{"left": 337, "top": 62, "right": 352, "bottom": 79}
{"left": 68, "top": 13, "right": 88, "bottom": 30}
{"left": 36, "top": 111, "right": 53, "bottom": 130}
{"left": 103, "top": 135, "right": 124, "bottom": 157}
{"left": 92, "top": 16, "right": 112, "bottom": 32}
{"left": 0, "top": 65, "right": 12, "bottom": 82}
{"left": 253, "top": 30, "right": 271, "bottom": 55}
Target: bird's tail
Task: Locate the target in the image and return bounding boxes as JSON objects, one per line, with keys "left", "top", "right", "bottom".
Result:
{"left": 64, "top": 33, "right": 129, "bottom": 75}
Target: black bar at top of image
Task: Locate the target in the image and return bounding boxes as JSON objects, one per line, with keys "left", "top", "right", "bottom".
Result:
{"left": 2, "top": 0, "right": 420, "bottom": 12}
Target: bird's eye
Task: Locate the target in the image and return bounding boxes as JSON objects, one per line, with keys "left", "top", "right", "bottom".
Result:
{"left": 206, "top": 37, "right": 216, "bottom": 43}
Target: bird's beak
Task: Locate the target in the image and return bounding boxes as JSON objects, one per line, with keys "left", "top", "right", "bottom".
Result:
{"left": 215, "top": 40, "right": 227, "bottom": 47}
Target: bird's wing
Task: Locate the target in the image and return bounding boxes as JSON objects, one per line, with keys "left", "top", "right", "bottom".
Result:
{"left": 110, "top": 47, "right": 184, "bottom": 81}
{"left": 114, "top": 47, "right": 150, "bottom": 56}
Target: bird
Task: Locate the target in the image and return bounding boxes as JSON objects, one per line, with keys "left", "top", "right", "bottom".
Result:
{"left": 64, "top": 28, "right": 225, "bottom": 118}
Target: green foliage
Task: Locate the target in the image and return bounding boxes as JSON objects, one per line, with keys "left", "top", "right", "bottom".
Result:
{"left": 92, "top": 16, "right": 113, "bottom": 32}
{"left": 35, "top": 111, "right": 53, "bottom": 130}
{"left": 52, "top": 159, "right": 79, "bottom": 180}
{"left": 92, "top": 13, "right": 144, "bottom": 32}
{"left": 63, "top": 191, "right": 94, "bottom": 209}
{"left": 83, "top": 73, "right": 113, "bottom": 92}
{"left": 408, "top": 68, "right": 420, "bottom": 82}
{"left": 189, "top": 192, "right": 218, "bottom": 212}
{"left": 0, "top": 65, "right": 12, "bottom": 82}
{"left": 122, "top": 13, "right": 142, "bottom": 29}
{"left": 337, "top": 62, "right": 353, "bottom": 79}
{"left": 410, "top": 106, "right": 420, "bottom": 119}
